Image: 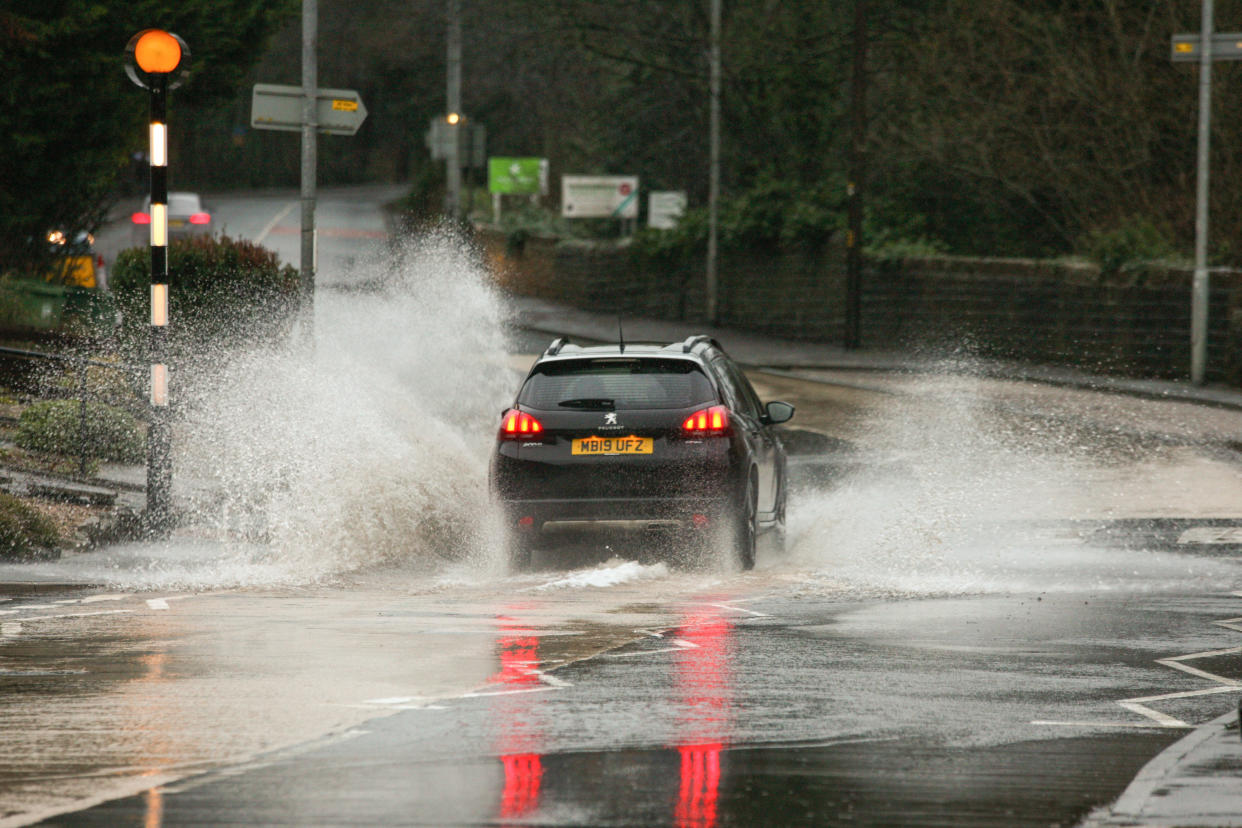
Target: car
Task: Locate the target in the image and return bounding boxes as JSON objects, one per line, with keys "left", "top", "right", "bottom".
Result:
{"left": 131, "top": 191, "right": 213, "bottom": 246}
{"left": 44, "top": 229, "right": 103, "bottom": 289}
{"left": 489, "top": 334, "right": 795, "bottom": 571}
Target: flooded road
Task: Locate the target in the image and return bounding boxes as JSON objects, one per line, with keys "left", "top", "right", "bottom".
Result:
{"left": 4, "top": 196, "right": 1242, "bottom": 824}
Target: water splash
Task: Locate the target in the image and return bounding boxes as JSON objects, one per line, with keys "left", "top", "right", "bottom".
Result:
{"left": 159, "top": 229, "right": 517, "bottom": 585}
{"left": 783, "top": 366, "right": 1242, "bottom": 596}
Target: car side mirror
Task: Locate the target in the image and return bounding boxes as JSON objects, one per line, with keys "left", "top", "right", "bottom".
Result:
{"left": 762, "top": 400, "right": 795, "bottom": 425}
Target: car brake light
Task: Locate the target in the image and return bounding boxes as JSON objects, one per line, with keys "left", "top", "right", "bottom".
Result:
{"left": 500, "top": 409, "right": 543, "bottom": 439}
{"left": 682, "top": 404, "right": 730, "bottom": 435}
{"left": 132, "top": 212, "right": 151, "bottom": 225}
{"left": 189, "top": 212, "right": 211, "bottom": 225}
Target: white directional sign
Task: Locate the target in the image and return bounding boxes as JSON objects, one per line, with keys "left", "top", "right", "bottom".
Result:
{"left": 562, "top": 175, "right": 639, "bottom": 219}
{"left": 250, "top": 84, "right": 368, "bottom": 136}
{"left": 1171, "top": 33, "right": 1242, "bottom": 61}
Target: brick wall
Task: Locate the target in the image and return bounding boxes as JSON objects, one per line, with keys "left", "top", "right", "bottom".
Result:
{"left": 477, "top": 226, "right": 1242, "bottom": 383}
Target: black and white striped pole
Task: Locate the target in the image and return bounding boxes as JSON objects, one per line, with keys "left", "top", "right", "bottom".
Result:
{"left": 125, "top": 29, "right": 189, "bottom": 536}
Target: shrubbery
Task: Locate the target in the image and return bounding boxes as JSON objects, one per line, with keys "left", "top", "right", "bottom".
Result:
{"left": 15, "top": 399, "right": 145, "bottom": 464}
{"left": 109, "top": 235, "right": 300, "bottom": 364}
{"left": 0, "top": 492, "right": 60, "bottom": 560}
{"left": 1080, "top": 217, "right": 1179, "bottom": 273}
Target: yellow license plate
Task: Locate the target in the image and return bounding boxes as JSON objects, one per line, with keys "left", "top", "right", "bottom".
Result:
{"left": 169, "top": 220, "right": 185, "bottom": 227}
{"left": 572, "top": 436, "right": 653, "bottom": 455}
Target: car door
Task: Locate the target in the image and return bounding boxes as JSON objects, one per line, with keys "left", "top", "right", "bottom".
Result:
{"left": 712, "top": 357, "right": 779, "bottom": 517}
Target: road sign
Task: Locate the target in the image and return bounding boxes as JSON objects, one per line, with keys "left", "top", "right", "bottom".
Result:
{"left": 1171, "top": 33, "right": 1242, "bottom": 61}
{"left": 250, "top": 84, "right": 368, "bottom": 135}
{"left": 648, "top": 191, "right": 687, "bottom": 229}
{"left": 489, "top": 158, "right": 547, "bottom": 195}
{"left": 562, "top": 175, "right": 639, "bottom": 219}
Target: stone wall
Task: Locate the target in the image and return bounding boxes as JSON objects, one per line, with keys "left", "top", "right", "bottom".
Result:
{"left": 477, "top": 225, "right": 1242, "bottom": 383}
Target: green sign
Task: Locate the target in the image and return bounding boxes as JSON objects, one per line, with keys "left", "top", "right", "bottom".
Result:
{"left": 489, "top": 157, "right": 545, "bottom": 195}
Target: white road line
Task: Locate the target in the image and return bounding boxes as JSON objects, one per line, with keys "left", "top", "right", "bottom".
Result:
{"left": 1157, "top": 647, "right": 1242, "bottom": 685}
{"left": 1214, "top": 617, "right": 1242, "bottom": 633}
{"left": 18, "top": 610, "right": 133, "bottom": 622}
{"left": 255, "top": 202, "right": 297, "bottom": 244}
{"left": 1032, "top": 720, "right": 1192, "bottom": 729}
{"left": 1, "top": 622, "right": 20, "bottom": 637}
{"left": 146, "top": 598, "right": 169, "bottom": 610}
{"left": 706, "top": 602, "right": 771, "bottom": 617}
{"left": 606, "top": 638, "right": 699, "bottom": 657}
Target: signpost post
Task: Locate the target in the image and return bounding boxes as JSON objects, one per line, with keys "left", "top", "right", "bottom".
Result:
{"left": 1170, "top": 8, "right": 1237, "bottom": 384}
{"left": 250, "top": 81, "right": 367, "bottom": 342}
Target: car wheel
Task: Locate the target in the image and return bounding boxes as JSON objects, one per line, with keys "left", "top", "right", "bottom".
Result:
{"left": 732, "top": 478, "right": 757, "bottom": 571}
{"left": 503, "top": 527, "right": 533, "bottom": 571}
{"left": 771, "top": 490, "right": 787, "bottom": 555}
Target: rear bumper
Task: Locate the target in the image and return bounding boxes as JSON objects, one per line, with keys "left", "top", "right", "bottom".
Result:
{"left": 498, "top": 495, "right": 730, "bottom": 526}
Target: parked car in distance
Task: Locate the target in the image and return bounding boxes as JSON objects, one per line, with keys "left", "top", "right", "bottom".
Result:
{"left": 44, "top": 229, "right": 102, "bottom": 289}
{"left": 490, "top": 335, "right": 794, "bottom": 571}
{"left": 131, "top": 192, "right": 213, "bottom": 247}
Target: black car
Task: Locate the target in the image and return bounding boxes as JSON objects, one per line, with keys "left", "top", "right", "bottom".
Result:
{"left": 490, "top": 335, "right": 794, "bottom": 570}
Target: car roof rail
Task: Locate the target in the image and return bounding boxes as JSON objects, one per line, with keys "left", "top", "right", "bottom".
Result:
{"left": 545, "top": 336, "right": 570, "bottom": 356}
{"left": 680, "top": 334, "right": 720, "bottom": 354}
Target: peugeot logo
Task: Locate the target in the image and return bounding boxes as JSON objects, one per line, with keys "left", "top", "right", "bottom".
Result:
{"left": 604, "top": 412, "right": 618, "bottom": 426}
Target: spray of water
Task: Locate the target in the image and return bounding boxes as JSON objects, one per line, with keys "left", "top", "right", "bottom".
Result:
{"left": 157, "top": 229, "right": 517, "bottom": 585}
{"left": 783, "top": 366, "right": 1242, "bottom": 596}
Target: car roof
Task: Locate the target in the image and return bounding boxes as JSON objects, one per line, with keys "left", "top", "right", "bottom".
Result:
{"left": 532, "top": 335, "right": 724, "bottom": 366}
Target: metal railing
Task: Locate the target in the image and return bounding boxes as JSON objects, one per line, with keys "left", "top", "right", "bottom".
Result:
{"left": 0, "top": 345, "right": 143, "bottom": 478}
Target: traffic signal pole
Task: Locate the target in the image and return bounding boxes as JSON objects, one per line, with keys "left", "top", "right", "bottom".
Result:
{"left": 147, "top": 73, "right": 173, "bottom": 532}
{"left": 125, "top": 29, "right": 188, "bottom": 537}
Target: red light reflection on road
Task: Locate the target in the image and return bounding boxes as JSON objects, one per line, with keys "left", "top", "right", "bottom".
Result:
{"left": 492, "top": 614, "right": 545, "bottom": 822}
{"left": 672, "top": 606, "right": 734, "bottom": 828}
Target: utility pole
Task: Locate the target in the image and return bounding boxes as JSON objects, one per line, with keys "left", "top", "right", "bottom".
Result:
{"left": 301, "top": 0, "right": 318, "bottom": 337}
{"left": 445, "top": 0, "right": 463, "bottom": 219}
{"left": 705, "top": 0, "right": 721, "bottom": 326}
{"left": 844, "top": 0, "right": 868, "bottom": 350}
{"left": 1191, "top": 0, "right": 1214, "bottom": 385}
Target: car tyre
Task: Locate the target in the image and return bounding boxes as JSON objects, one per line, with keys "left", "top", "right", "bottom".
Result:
{"left": 504, "top": 528, "right": 533, "bottom": 572}
{"left": 732, "top": 478, "right": 757, "bottom": 571}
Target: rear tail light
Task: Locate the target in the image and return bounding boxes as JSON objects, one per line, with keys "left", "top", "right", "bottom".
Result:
{"left": 682, "top": 404, "right": 730, "bottom": 436}
{"left": 132, "top": 212, "right": 151, "bottom": 225}
{"left": 189, "top": 212, "right": 211, "bottom": 225}
{"left": 500, "top": 409, "right": 543, "bottom": 439}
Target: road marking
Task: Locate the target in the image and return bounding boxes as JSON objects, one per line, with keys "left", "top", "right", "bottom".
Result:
{"left": 1157, "top": 647, "right": 1242, "bottom": 685}
{"left": 147, "top": 599, "right": 169, "bottom": 610}
{"left": 707, "top": 601, "right": 771, "bottom": 618}
{"left": 1035, "top": 601, "right": 1242, "bottom": 729}
{"left": 2, "top": 622, "right": 20, "bottom": 637}
{"left": 255, "top": 202, "right": 297, "bottom": 245}
{"left": 1214, "top": 617, "right": 1242, "bottom": 633}
{"left": 1178, "top": 526, "right": 1242, "bottom": 544}
{"left": 1032, "top": 720, "right": 1192, "bottom": 729}
{"left": 606, "top": 638, "right": 699, "bottom": 657}
{"left": 16, "top": 610, "right": 133, "bottom": 622}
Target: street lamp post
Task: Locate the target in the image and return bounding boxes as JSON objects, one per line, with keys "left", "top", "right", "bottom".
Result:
{"left": 125, "top": 29, "right": 189, "bottom": 536}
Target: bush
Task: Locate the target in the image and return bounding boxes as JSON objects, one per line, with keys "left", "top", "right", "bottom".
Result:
{"left": 1080, "top": 216, "right": 1178, "bottom": 273}
{"left": 15, "top": 399, "right": 146, "bottom": 464}
{"left": 109, "top": 235, "right": 300, "bottom": 364}
{"left": 0, "top": 492, "right": 60, "bottom": 560}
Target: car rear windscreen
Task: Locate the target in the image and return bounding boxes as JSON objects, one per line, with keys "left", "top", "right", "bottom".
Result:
{"left": 519, "top": 358, "right": 716, "bottom": 410}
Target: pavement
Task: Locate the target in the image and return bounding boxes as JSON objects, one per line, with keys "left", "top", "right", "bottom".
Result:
{"left": 512, "top": 294, "right": 1242, "bottom": 828}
